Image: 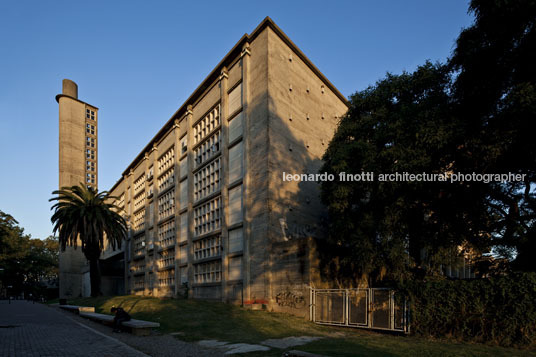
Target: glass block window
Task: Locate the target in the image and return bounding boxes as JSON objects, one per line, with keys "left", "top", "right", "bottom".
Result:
{"left": 194, "top": 157, "right": 221, "bottom": 201}
{"left": 228, "top": 83, "right": 242, "bottom": 114}
{"left": 194, "top": 235, "right": 221, "bottom": 261}
{"left": 194, "top": 130, "right": 221, "bottom": 168}
{"left": 86, "top": 149, "right": 95, "bottom": 160}
{"left": 134, "top": 276, "right": 144, "bottom": 290}
{"left": 133, "top": 209, "right": 145, "bottom": 232}
{"left": 179, "top": 244, "right": 188, "bottom": 264}
{"left": 179, "top": 212, "right": 188, "bottom": 243}
{"left": 133, "top": 174, "right": 146, "bottom": 196}
{"left": 158, "top": 219, "right": 175, "bottom": 249}
{"left": 193, "top": 105, "right": 220, "bottom": 145}
{"left": 228, "top": 112, "right": 243, "bottom": 143}
{"left": 158, "top": 146, "right": 175, "bottom": 174}
{"left": 194, "top": 196, "right": 221, "bottom": 236}
{"left": 228, "top": 256, "right": 243, "bottom": 281}
{"left": 86, "top": 123, "right": 96, "bottom": 135}
{"left": 158, "top": 270, "right": 175, "bottom": 286}
{"left": 179, "top": 156, "right": 188, "bottom": 178}
{"left": 157, "top": 249, "right": 175, "bottom": 270}
{"left": 86, "top": 136, "right": 95, "bottom": 148}
{"left": 86, "top": 108, "right": 96, "bottom": 120}
{"left": 133, "top": 234, "right": 145, "bottom": 257}
{"left": 228, "top": 142, "right": 243, "bottom": 183}
{"left": 194, "top": 260, "right": 221, "bottom": 284}
{"left": 228, "top": 228, "right": 243, "bottom": 253}
{"left": 158, "top": 189, "right": 175, "bottom": 221}
{"left": 228, "top": 185, "right": 243, "bottom": 225}
{"left": 134, "top": 191, "right": 146, "bottom": 212}
{"left": 179, "top": 179, "right": 188, "bottom": 210}
{"left": 158, "top": 167, "right": 174, "bottom": 193}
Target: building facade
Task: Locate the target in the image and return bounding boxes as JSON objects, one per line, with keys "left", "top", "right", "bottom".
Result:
{"left": 95, "top": 18, "right": 347, "bottom": 316}
{"left": 56, "top": 79, "right": 99, "bottom": 298}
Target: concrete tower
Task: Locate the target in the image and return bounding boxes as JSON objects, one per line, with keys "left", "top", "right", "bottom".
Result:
{"left": 56, "top": 79, "right": 98, "bottom": 298}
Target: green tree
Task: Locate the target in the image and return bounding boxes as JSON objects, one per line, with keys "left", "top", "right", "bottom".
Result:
{"left": 50, "top": 185, "right": 126, "bottom": 297}
{"left": 0, "top": 210, "right": 30, "bottom": 295}
{"left": 449, "top": 0, "right": 536, "bottom": 269}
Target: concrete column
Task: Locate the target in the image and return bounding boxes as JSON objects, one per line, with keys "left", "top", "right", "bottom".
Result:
{"left": 185, "top": 105, "right": 194, "bottom": 297}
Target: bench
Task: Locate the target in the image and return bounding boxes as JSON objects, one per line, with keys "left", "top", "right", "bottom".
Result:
{"left": 59, "top": 305, "right": 95, "bottom": 314}
{"left": 79, "top": 312, "right": 160, "bottom": 336}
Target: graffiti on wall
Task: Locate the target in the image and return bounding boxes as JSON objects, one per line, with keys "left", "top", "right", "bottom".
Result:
{"left": 275, "top": 290, "right": 306, "bottom": 309}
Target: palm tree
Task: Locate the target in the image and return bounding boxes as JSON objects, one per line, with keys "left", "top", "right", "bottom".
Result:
{"left": 50, "top": 184, "right": 127, "bottom": 297}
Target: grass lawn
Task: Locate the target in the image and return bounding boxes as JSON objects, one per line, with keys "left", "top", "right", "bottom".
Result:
{"left": 65, "top": 295, "right": 535, "bottom": 356}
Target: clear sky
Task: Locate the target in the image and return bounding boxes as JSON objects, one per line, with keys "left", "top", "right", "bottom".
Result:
{"left": 0, "top": 0, "right": 473, "bottom": 239}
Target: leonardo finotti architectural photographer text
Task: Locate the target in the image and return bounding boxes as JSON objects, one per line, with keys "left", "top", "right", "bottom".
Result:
{"left": 282, "top": 172, "right": 526, "bottom": 183}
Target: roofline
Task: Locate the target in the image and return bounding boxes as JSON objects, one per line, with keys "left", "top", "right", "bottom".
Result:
{"left": 109, "top": 16, "right": 348, "bottom": 193}
{"left": 55, "top": 94, "right": 99, "bottom": 109}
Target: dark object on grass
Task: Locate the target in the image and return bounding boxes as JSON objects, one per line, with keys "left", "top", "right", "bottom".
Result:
{"left": 111, "top": 307, "right": 131, "bottom": 332}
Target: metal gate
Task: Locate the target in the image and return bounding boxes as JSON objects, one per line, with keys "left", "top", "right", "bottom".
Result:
{"left": 310, "top": 288, "right": 410, "bottom": 333}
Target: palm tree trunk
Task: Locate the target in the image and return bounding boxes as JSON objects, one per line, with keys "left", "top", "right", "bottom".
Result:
{"left": 89, "top": 259, "right": 101, "bottom": 297}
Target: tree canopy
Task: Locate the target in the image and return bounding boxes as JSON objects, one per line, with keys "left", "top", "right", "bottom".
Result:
{"left": 320, "top": 0, "right": 536, "bottom": 284}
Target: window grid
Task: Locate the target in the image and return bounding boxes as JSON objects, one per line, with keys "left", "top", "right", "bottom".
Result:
{"left": 157, "top": 249, "right": 175, "bottom": 269}
{"left": 86, "top": 108, "right": 96, "bottom": 120}
{"left": 131, "top": 262, "right": 145, "bottom": 274}
{"left": 117, "top": 193, "right": 125, "bottom": 209}
{"left": 86, "top": 123, "right": 96, "bottom": 135}
{"left": 158, "top": 219, "right": 175, "bottom": 249}
{"left": 133, "top": 174, "right": 146, "bottom": 196}
{"left": 133, "top": 209, "right": 145, "bottom": 232}
{"left": 86, "top": 160, "right": 95, "bottom": 172}
{"left": 194, "top": 157, "right": 221, "bottom": 201}
{"left": 86, "top": 149, "right": 95, "bottom": 160}
{"left": 194, "top": 260, "right": 221, "bottom": 284}
{"left": 86, "top": 173, "right": 95, "bottom": 184}
{"left": 194, "top": 235, "right": 221, "bottom": 261}
{"left": 193, "top": 105, "right": 220, "bottom": 145}
{"left": 134, "top": 276, "right": 144, "bottom": 290}
{"left": 134, "top": 191, "right": 146, "bottom": 211}
{"left": 133, "top": 234, "right": 145, "bottom": 256}
{"left": 86, "top": 137, "right": 95, "bottom": 148}
{"left": 158, "top": 189, "right": 175, "bottom": 221}
{"left": 194, "top": 130, "right": 221, "bottom": 168}
{"left": 158, "top": 168, "right": 175, "bottom": 193}
{"left": 158, "top": 269, "right": 175, "bottom": 286}
{"left": 194, "top": 196, "right": 221, "bottom": 236}
{"left": 158, "top": 147, "right": 175, "bottom": 174}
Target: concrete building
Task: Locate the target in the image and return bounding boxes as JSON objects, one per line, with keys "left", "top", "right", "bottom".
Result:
{"left": 60, "top": 17, "right": 348, "bottom": 315}
{"left": 56, "top": 79, "right": 99, "bottom": 298}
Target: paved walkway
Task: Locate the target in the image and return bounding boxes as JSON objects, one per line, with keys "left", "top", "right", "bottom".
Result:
{"left": 0, "top": 300, "right": 146, "bottom": 357}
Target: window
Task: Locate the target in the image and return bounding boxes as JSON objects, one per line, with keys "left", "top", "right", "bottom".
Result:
{"left": 158, "top": 146, "right": 175, "bottom": 174}
{"left": 193, "top": 105, "right": 220, "bottom": 145}
{"left": 228, "top": 185, "right": 243, "bottom": 225}
{"left": 86, "top": 108, "right": 96, "bottom": 120}
{"left": 228, "top": 112, "right": 243, "bottom": 143}
{"left": 134, "top": 174, "right": 146, "bottom": 196}
{"left": 157, "top": 167, "right": 174, "bottom": 193}
{"left": 228, "top": 142, "right": 243, "bottom": 183}
{"left": 228, "top": 228, "right": 243, "bottom": 253}
{"left": 86, "top": 173, "right": 95, "bottom": 184}
{"left": 134, "top": 191, "right": 146, "bottom": 211}
{"left": 180, "top": 267, "right": 188, "bottom": 284}
{"left": 86, "top": 149, "right": 95, "bottom": 160}
{"left": 194, "top": 130, "right": 221, "bottom": 168}
{"left": 158, "top": 219, "right": 175, "bottom": 249}
{"left": 194, "top": 235, "right": 221, "bottom": 260}
{"left": 179, "top": 156, "right": 188, "bottom": 179}
{"left": 194, "top": 260, "right": 221, "bottom": 284}
{"left": 228, "top": 83, "right": 242, "bottom": 114}
{"left": 194, "top": 158, "right": 220, "bottom": 201}
{"left": 158, "top": 270, "right": 175, "bottom": 287}
{"left": 86, "top": 123, "right": 95, "bottom": 135}
{"left": 157, "top": 249, "right": 175, "bottom": 270}
{"left": 158, "top": 189, "right": 175, "bottom": 220}
{"left": 86, "top": 161, "right": 95, "bottom": 172}
{"left": 133, "top": 209, "right": 145, "bottom": 232}
{"left": 180, "top": 135, "right": 188, "bottom": 155}
{"left": 194, "top": 196, "right": 221, "bottom": 236}
{"left": 86, "top": 137, "right": 95, "bottom": 147}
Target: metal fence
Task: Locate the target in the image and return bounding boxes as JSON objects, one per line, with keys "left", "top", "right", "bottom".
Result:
{"left": 310, "top": 288, "right": 410, "bottom": 333}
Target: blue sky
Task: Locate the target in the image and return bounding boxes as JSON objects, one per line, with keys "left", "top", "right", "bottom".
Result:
{"left": 0, "top": 0, "right": 473, "bottom": 239}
